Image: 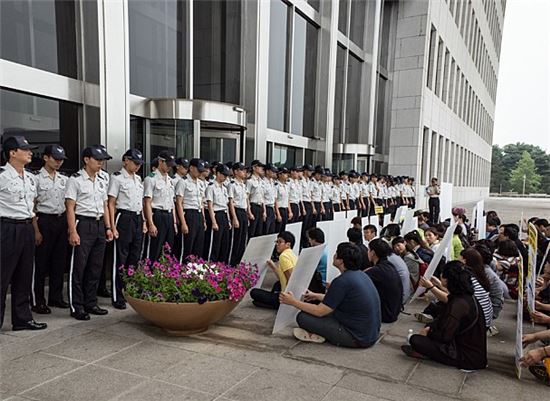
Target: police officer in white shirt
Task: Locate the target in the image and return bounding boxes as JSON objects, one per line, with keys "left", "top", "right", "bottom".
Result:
{"left": 274, "top": 167, "right": 291, "bottom": 232}
{"left": 300, "top": 164, "right": 315, "bottom": 248}
{"left": 143, "top": 150, "right": 177, "bottom": 262}
{"left": 0, "top": 136, "right": 47, "bottom": 331}
{"left": 172, "top": 157, "right": 189, "bottom": 261}
{"left": 311, "top": 167, "right": 325, "bottom": 224}
{"left": 263, "top": 163, "right": 278, "bottom": 235}
{"left": 204, "top": 164, "right": 231, "bottom": 263}
{"left": 65, "top": 145, "right": 114, "bottom": 320}
{"left": 247, "top": 160, "right": 265, "bottom": 238}
{"left": 31, "top": 145, "right": 69, "bottom": 314}
{"left": 330, "top": 175, "right": 343, "bottom": 214}
{"left": 176, "top": 158, "right": 207, "bottom": 260}
{"left": 339, "top": 171, "right": 350, "bottom": 210}
{"left": 107, "top": 149, "right": 145, "bottom": 309}
{"left": 321, "top": 171, "right": 333, "bottom": 220}
{"left": 228, "top": 162, "right": 249, "bottom": 266}
{"left": 287, "top": 166, "right": 303, "bottom": 223}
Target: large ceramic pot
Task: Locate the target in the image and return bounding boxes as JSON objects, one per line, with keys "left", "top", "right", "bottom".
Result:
{"left": 125, "top": 294, "right": 240, "bottom": 336}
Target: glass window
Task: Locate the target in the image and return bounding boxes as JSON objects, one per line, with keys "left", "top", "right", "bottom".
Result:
{"left": 442, "top": 48, "right": 450, "bottom": 103}
{"left": 83, "top": 105, "right": 100, "bottom": 147}
{"left": 338, "top": 0, "right": 349, "bottom": 34}
{"left": 333, "top": 45, "right": 346, "bottom": 143}
{"left": 130, "top": 115, "right": 145, "bottom": 157}
{"left": 426, "top": 25, "right": 436, "bottom": 90}
{"left": 345, "top": 53, "right": 362, "bottom": 143}
{"left": 332, "top": 154, "right": 354, "bottom": 173}
{"left": 350, "top": 0, "right": 366, "bottom": 48}
{"left": 290, "top": 13, "right": 317, "bottom": 137}
{"left": 1, "top": 88, "right": 79, "bottom": 173}
{"left": 267, "top": 0, "right": 289, "bottom": 131}
{"left": 1, "top": 0, "right": 78, "bottom": 79}
{"left": 193, "top": 0, "right": 241, "bottom": 104}
{"left": 435, "top": 38, "right": 444, "bottom": 97}
{"left": 378, "top": 1, "right": 392, "bottom": 69}
{"left": 149, "top": 119, "right": 193, "bottom": 160}
{"left": 82, "top": 0, "right": 99, "bottom": 84}
{"left": 271, "top": 143, "right": 300, "bottom": 168}
{"left": 307, "top": 0, "right": 320, "bottom": 11}
{"left": 129, "top": 0, "right": 186, "bottom": 98}
{"left": 374, "top": 75, "right": 389, "bottom": 155}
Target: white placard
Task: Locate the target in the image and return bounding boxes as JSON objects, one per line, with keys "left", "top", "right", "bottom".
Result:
{"left": 242, "top": 234, "right": 279, "bottom": 288}
{"left": 394, "top": 206, "right": 408, "bottom": 223}
{"left": 317, "top": 219, "right": 348, "bottom": 282}
{"left": 476, "top": 200, "right": 486, "bottom": 239}
{"left": 439, "top": 182, "right": 453, "bottom": 221}
{"left": 515, "top": 256, "right": 525, "bottom": 379}
{"left": 409, "top": 222, "right": 458, "bottom": 302}
{"left": 401, "top": 208, "right": 415, "bottom": 234}
{"left": 527, "top": 223, "right": 538, "bottom": 313}
{"left": 334, "top": 211, "right": 347, "bottom": 221}
{"left": 383, "top": 214, "right": 391, "bottom": 227}
{"left": 285, "top": 222, "right": 302, "bottom": 256}
{"left": 272, "top": 244, "right": 326, "bottom": 334}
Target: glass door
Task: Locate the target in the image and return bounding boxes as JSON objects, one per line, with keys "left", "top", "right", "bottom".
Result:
{"left": 200, "top": 129, "right": 241, "bottom": 163}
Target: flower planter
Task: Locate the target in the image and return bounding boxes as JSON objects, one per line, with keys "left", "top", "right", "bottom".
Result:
{"left": 126, "top": 294, "right": 240, "bottom": 336}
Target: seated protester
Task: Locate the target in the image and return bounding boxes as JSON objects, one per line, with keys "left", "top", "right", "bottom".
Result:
{"left": 415, "top": 211, "right": 431, "bottom": 233}
{"left": 450, "top": 225, "right": 465, "bottom": 261}
{"left": 424, "top": 228, "right": 442, "bottom": 253}
{"left": 363, "top": 224, "right": 378, "bottom": 248}
{"left": 306, "top": 227, "right": 328, "bottom": 293}
{"left": 392, "top": 236, "right": 422, "bottom": 289}
{"left": 347, "top": 227, "right": 369, "bottom": 269}
{"left": 493, "top": 239, "right": 520, "bottom": 299}
{"left": 459, "top": 248, "right": 494, "bottom": 329}
{"left": 279, "top": 242, "right": 381, "bottom": 348}
{"left": 473, "top": 244, "right": 505, "bottom": 321}
{"left": 387, "top": 248, "right": 413, "bottom": 305}
{"left": 380, "top": 223, "right": 401, "bottom": 245}
{"left": 250, "top": 231, "right": 297, "bottom": 310}
{"left": 404, "top": 230, "right": 434, "bottom": 264}
{"left": 350, "top": 216, "right": 362, "bottom": 231}
{"left": 365, "top": 239, "right": 403, "bottom": 323}
{"left": 402, "top": 261, "right": 488, "bottom": 371}
{"left": 498, "top": 224, "right": 528, "bottom": 268}
{"left": 521, "top": 328, "right": 550, "bottom": 385}
{"left": 485, "top": 216, "right": 501, "bottom": 242}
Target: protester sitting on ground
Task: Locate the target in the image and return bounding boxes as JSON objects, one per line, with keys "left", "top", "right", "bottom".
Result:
{"left": 250, "top": 231, "right": 297, "bottom": 310}
{"left": 485, "top": 216, "right": 501, "bottom": 241}
{"left": 521, "top": 328, "right": 550, "bottom": 385}
{"left": 392, "top": 236, "right": 422, "bottom": 289}
{"left": 498, "top": 224, "right": 528, "bottom": 266}
{"left": 404, "top": 230, "right": 434, "bottom": 264}
{"left": 415, "top": 211, "right": 431, "bottom": 233}
{"left": 347, "top": 227, "right": 369, "bottom": 269}
{"left": 279, "top": 242, "right": 381, "bottom": 348}
{"left": 450, "top": 225, "right": 465, "bottom": 261}
{"left": 306, "top": 227, "right": 328, "bottom": 292}
{"left": 380, "top": 223, "right": 400, "bottom": 245}
{"left": 365, "top": 239, "right": 403, "bottom": 323}
{"left": 402, "top": 261, "right": 488, "bottom": 371}
{"left": 350, "top": 217, "right": 362, "bottom": 231}
{"left": 493, "top": 239, "right": 520, "bottom": 299}
{"left": 424, "top": 228, "right": 442, "bottom": 253}
{"left": 385, "top": 242, "right": 413, "bottom": 304}
{"left": 363, "top": 224, "right": 378, "bottom": 247}
{"left": 473, "top": 244, "right": 505, "bottom": 322}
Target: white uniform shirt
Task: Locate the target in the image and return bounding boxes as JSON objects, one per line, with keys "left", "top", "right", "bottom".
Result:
{"left": 321, "top": 182, "right": 331, "bottom": 203}
{"left": 171, "top": 173, "right": 185, "bottom": 188}
{"left": 311, "top": 178, "right": 323, "bottom": 202}
{"left": 175, "top": 175, "right": 203, "bottom": 210}
{"left": 360, "top": 182, "right": 369, "bottom": 198}
{"left": 276, "top": 180, "right": 289, "bottom": 207}
{"left": 263, "top": 178, "right": 276, "bottom": 207}
{"left": 205, "top": 181, "right": 229, "bottom": 211}
{"left": 329, "top": 184, "right": 341, "bottom": 204}
{"left": 35, "top": 167, "right": 67, "bottom": 215}
{"left": 348, "top": 182, "right": 358, "bottom": 200}
{"left": 65, "top": 168, "right": 108, "bottom": 218}
{"left": 229, "top": 179, "right": 248, "bottom": 209}
{"left": 288, "top": 178, "right": 302, "bottom": 204}
{"left": 143, "top": 170, "right": 175, "bottom": 211}
{"left": 247, "top": 175, "right": 264, "bottom": 205}
{"left": 0, "top": 163, "right": 37, "bottom": 219}
{"left": 108, "top": 168, "right": 144, "bottom": 213}
{"left": 301, "top": 178, "right": 312, "bottom": 202}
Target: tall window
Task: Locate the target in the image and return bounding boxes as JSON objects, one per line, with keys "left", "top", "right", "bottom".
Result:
{"left": 435, "top": 38, "right": 444, "bottom": 97}
{"left": 426, "top": 25, "right": 437, "bottom": 90}
{"left": 333, "top": 45, "right": 346, "bottom": 143}
{"left": 349, "top": 0, "right": 366, "bottom": 47}
{"left": 345, "top": 53, "right": 362, "bottom": 143}
{"left": 338, "top": 0, "right": 349, "bottom": 34}
{"left": 442, "top": 49, "right": 450, "bottom": 103}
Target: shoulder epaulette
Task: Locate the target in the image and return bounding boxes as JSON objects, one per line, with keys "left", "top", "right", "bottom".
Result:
{"left": 182, "top": 175, "right": 187, "bottom": 180}
{"left": 58, "top": 171, "right": 68, "bottom": 177}
{"left": 148, "top": 172, "right": 155, "bottom": 177}
{"left": 25, "top": 168, "right": 38, "bottom": 175}
{"left": 0, "top": 167, "right": 5, "bottom": 174}
{"left": 71, "top": 172, "right": 81, "bottom": 178}
{"left": 113, "top": 171, "right": 121, "bottom": 176}
{"left": 208, "top": 182, "right": 214, "bottom": 186}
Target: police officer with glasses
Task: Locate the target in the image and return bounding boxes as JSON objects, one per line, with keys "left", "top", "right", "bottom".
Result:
{"left": 107, "top": 149, "right": 145, "bottom": 310}
{"left": 65, "top": 145, "right": 113, "bottom": 320}
{"left": 31, "top": 145, "right": 69, "bottom": 314}
{"left": 0, "top": 136, "right": 47, "bottom": 331}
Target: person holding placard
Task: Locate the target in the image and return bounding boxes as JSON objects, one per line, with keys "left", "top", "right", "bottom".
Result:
{"left": 521, "top": 329, "right": 550, "bottom": 385}
{"left": 279, "top": 242, "right": 381, "bottom": 348}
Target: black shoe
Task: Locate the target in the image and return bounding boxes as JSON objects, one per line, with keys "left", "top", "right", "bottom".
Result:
{"left": 97, "top": 287, "right": 111, "bottom": 298}
{"left": 48, "top": 300, "right": 70, "bottom": 309}
{"left": 400, "top": 345, "right": 428, "bottom": 360}
{"left": 112, "top": 300, "right": 127, "bottom": 310}
{"left": 85, "top": 305, "right": 108, "bottom": 315}
{"left": 70, "top": 311, "right": 90, "bottom": 321}
{"left": 12, "top": 320, "right": 48, "bottom": 331}
{"left": 31, "top": 304, "right": 51, "bottom": 314}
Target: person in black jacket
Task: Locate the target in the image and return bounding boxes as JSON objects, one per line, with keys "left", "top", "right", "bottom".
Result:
{"left": 364, "top": 239, "right": 403, "bottom": 323}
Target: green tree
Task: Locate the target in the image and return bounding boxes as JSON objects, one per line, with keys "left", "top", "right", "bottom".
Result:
{"left": 508, "top": 151, "right": 542, "bottom": 194}
{"left": 501, "top": 143, "right": 550, "bottom": 193}
{"left": 490, "top": 145, "right": 508, "bottom": 192}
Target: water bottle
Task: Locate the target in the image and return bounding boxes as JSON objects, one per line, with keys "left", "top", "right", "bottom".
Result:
{"left": 407, "top": 329, "right": 414, "bottom": 344}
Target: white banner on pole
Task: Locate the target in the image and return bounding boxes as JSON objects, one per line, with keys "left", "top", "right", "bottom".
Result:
{"left": 317, "top": 219, "right": 348, "bottom": 282}
{"left": 439, "top": 183, "right": 454, "bottom": 221}
{"left": 242, "top": 234, "right": 279, "bottom": 288}
{"left": 476, "top": 200, "right": 486, "bottom": 239}
{"left": 401, "top": 208, "right": 415, "bottom": 234}
{"left": 409, "top": 222, "right": 458, "bottom": 302}
{"left": 272, "top": 244, "right": 326, "bottom": 334}
{"left": 394, "top": 206, "right": 407, "bottom": 223}
{"left": 515, "top": 256, "right": 525, "bottom": 379}
{"left": 334, "top": 211, "right": 347, "bottom": 221}
{"left": 526, "top": 223, "right": 538, "bottom": 313}
{"left": 285, "top": 222, "right": 302, "bottom": 256}
{"left": 383, "top": 214, "right": 391, "bottom": 227}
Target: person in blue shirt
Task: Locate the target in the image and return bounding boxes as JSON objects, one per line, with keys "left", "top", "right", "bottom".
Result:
{"left": 307, "top": 227, "right": 328, "bottom": 284}
{"left": 279, "top": 242, "right": 381, "bottom": 348}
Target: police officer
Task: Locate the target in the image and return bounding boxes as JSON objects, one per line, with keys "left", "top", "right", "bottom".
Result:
{"left": 0, "top": 136, "right": 47, "bottom": 331}
{"left": 107, "top": 149, "right": 145, "bottom": 310}
{"left": 300, "top": 164, "right": 314, "bottom": 248}
{"left": 311, "top": 167, "right": 325, "bottom": 224}
{"left": 339, "top": 171, "right": 350, "bottom": 210}
{"left": 143, "top": 150, "right": 177, "bottom": 262}
{"left": 228, "top": 162, "right": 249, "bottom": 266}
{"left": 204, "top": 164, "right": 231, "bottom": 263}
{"left": 331, "top": 175, "right": 343, "bottom": 214}
{"left": 321, "top": 171, "right": 333, "bottom": 221}
{"left": 31, "top": 145, "right": 69, "bottom": 314}
{"left": 275, "top": 167, "right": 291, "bottom": 233}
{"left": 287, "top": 166, "right": 303, "bottom": 223}
{"left": 172, "top": 157, "right": 189, "bottom": 261}
{"left": 96, "top": 144, "right": 113, "bottom": 299}
{"left": 247, "top": 160, "right": 265, "bottom": 238}
{"left": 263, "top": 163, "right": 278, "bottom": 235}
{"left": 65, "top": 145, "right": 113, "bottom": 320}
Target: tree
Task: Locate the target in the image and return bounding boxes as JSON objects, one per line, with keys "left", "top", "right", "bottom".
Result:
{"left": 509, "top": 151, "right": 542, "bottom": 194}
{"left": 490, "top": 145, "right": 508, "bottom": 193}
{"left": 501, "top": 143, "right": 550, "bottom": 193}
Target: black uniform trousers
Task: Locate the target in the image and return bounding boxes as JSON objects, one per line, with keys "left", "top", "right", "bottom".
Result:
{"left": 183, "top": 209, "right": 204, "bottom": 260}
{"left": 348, "top": 199, "right": 356, "bottom": 211}
{"left": 275, "top": 207, "right": 289, "bottom": 233}
{"left": 428, "top": 197, "right": 440, "bottom": 225}
{"left": 333, "top": 203, "right": 341, "bottom": 213}
{"left": 313, "top": 202, "right": 322, "bottom": 225}
{"left": 248, "top": 203, "right": 263, "bottom": 239}
{"left": 172, "top": 213, "right": 184, "bottom": 262}
{"left": 323, "top": 202, "right": 333, "bottom": 221}
{"left": 33, "top": 213, "right": 68, "bottom": 306}
{"left": 264, "top": 206, "right": 276, "bottom": 235}
{"left": 204, "top": 211, "right": 230, "bottom": 263}
{"left": 230, "top": 208, "right": 248, "bottom": 266}
{"left": 361, "top": 197, "right": 370, "bottom": 217}
{"left": 69, "top": 217, "right": 106, "bottom": 314}
{"left": 0, "top": 219, "right": 34, "bottom": 328}
{"left": 148, "top": 209, "right": 175, "bottom": 262}
{"left": 289, "top": 203, "right": 300, "bottom": 223}
{"left": 301, "top": 202, "right": 314, "bottom": 248}
{"left": 112, "top": 210, "right": 143, "bottom": 303}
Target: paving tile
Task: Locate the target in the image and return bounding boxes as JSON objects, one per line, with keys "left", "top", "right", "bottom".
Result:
{"left": 22, "top": 365, "right": 143, "bottom": 401}
{"left": 223, "top": 369, "right": 331, "bottom": 401}
{"left": 460, "top": 368, "right": 543, "bottom": 401}
{"left": 113, "top": 380, "right": 213, "bottom": 401}
{"left": 0, "top": 352, "right": 82, "bottom": 398}
{"left": 95, "top": 321, "right": 166, "bottom": 341}
{"left": 407, "top": 360, "right": 466, "bottom": 395}
{"left": 321, "top": 387, "right": 382, "bottom": 401}
{"left": 42, "top": 331, "right": 140, "bottom": 363}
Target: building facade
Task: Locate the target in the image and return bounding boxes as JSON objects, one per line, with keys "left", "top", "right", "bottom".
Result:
{"left": 0, "top": 0, "right": 505, "bottom": 203}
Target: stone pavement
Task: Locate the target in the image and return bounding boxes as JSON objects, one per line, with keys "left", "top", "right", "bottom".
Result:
{"left": 1, "top": 289, "right": 548, "bottom": 401}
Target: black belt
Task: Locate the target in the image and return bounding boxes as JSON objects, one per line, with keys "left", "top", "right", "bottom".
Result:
{"left": 76, "top": 215, "right": 103, "bottom": 221}
{"left": 184, "top": 208, "right": 201, "bottom": 213}
{"left": 214, "top": 210, "right": 228, "bottom": 213}
{"left": 37, "top": 212, "right": 65, "bottom": 218}
{"left": 152, "top": 208, "right": 172, "bottom": 214}
{"left": 0, "top": 217, "right": 33, "bottom": 224}
{"left": 118, "top": 209, "right": 141, "bottom": 216}
{"left": 266, "top": 205, "right": 274, "bottom": 208}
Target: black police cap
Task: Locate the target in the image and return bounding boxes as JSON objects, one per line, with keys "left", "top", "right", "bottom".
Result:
{"left": 189, "top": 158, "right": 206, "bottom": 172}
{"left": 44, "top": 144, "right": 68, "bottom": 160}
{"left": 232, "top": 161, "right": 246, "bottom": 171}
{"left": 82, "top": 145, "right": 111, "bottom": 160}
{"left": 265, "top": 163, "right": 279, "bottom": 173}
{"left": 123, "top": 148, "right": 144, "bottom": 164}
{"left": 175, "top": 157, "right": 189, "bottom": 168}
{"left": 302, "top": 164, "right": 314, "bottom": 172}
{"left": 2, "top": 136, "right": 37, "bottom": 152}
{"left": 250, "top": 159, "right": 265, "bottom": 168}
{"left": 158, "top": 150, "right": 176, "bottom": 166}
{"left": 216, "top": 164, "right": 231, "bottom": 176}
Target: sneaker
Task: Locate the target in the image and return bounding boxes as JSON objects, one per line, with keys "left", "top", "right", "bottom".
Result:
{"left": 401, "top": 345, "right": 428, "bottom": 360}
{"left": 487, "top": 325, "right": 499, "bottom": 337}
{"left": 293, "top": 328, "right": 325, "bottom": 344}
{"left": 414, "top": 312, "right": 434, "bottom": 324}
{"left": 528, "top": 364, "right": 550, "bottom": 386}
